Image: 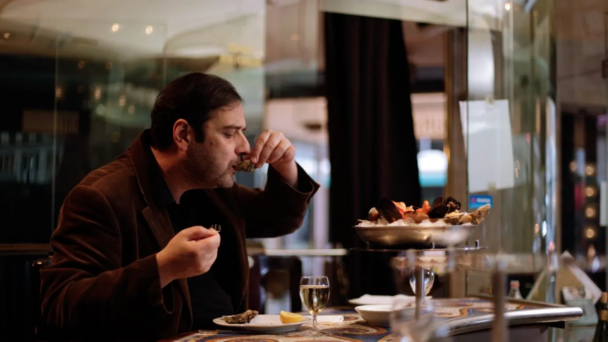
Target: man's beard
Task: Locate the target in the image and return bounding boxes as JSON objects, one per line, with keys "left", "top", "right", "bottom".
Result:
{"left": 184, "top": 143, "right": 236, "bottom": 189}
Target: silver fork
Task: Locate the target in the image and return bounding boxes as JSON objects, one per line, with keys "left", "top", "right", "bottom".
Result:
{"left": 211, "top": 224, "right": 222, "bottom": 233}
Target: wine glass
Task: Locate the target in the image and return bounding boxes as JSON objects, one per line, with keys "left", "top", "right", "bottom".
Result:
{"left": 299, "top": 276, "right": 330, "bottom": 336}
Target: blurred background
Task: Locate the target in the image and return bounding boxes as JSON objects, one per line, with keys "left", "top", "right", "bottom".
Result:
{"left": 0, "top": 0, "right": 606, "bottom": 340}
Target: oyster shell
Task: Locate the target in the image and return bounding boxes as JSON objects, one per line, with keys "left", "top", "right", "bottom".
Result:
{"left": 377, "top": 198, "right": 402, "bottom": 223}
{"left": 223, "top": 310, "right": 259, "bottom": 324}
{"left": 443, "top": 197, "right": 461, "bottom": 213}
{"left": 428, "top": 204, "right": 449, "bottom": 219}
{"left": 234, "top": 159, "right": 256, "bottom": 172}
{"left": 444, "top": 212, "right": 464, "bottom": 225}
{"left": 411, "top": 212, "right": 429, "bottom": 223}
{"left": 431, "top": 196, "right": 444, "bottom": 209}
{"left": 457, "top": 204, "right": 490, "bottom": 225}
{"left": 469, "top": 204, "right": 491, "bottom": 224}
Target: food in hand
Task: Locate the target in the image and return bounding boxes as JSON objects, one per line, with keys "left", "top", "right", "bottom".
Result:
{"left": 234, "top": 159, "right": 255, "bottom": 172}
{"left": 279, "top": 311, "right": 302, "bottom": 324}
{"left": 357, "top": 196, "right": 490, "bottom": 227}
{"left": 223, "top": 310, "right": 259, "bottom": 324}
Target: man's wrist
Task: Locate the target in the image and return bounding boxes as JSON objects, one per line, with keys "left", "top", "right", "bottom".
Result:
{"left": 156, "top": 251, "right": 174, "bottom": 288}
{"left": 270, "top": 160, "right": 298, "bottom": 188}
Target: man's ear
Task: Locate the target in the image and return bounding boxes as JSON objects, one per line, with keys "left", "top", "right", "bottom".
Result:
{"left": 173, "top": 119, "right": 190, "bottom": 152}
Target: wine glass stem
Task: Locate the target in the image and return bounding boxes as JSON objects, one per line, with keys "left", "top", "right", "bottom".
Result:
{"left": 313, "top": 314, "right": 318, "bottom": 331}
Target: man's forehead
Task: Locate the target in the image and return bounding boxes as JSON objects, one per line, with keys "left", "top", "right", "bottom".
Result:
{"left": 211, "top": 104, "right": 245, "bottom": 126}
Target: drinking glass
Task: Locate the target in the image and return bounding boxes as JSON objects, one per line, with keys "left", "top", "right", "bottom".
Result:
{"left": 299, "top": 276, "right": 330, "bottom": 335}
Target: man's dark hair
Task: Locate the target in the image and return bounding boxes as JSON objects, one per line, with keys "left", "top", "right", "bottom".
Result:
{"left": 149, "top": 72, "right": 243, "bottom": 149}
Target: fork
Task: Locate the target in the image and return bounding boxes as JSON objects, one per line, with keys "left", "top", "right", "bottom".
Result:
{"left": 211, "top": 224, "right": 222, "bottom": 233}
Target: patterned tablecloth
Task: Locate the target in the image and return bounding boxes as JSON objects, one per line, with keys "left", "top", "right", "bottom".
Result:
{"left": 170, "top": 299, "right": 546, "bottom": 342}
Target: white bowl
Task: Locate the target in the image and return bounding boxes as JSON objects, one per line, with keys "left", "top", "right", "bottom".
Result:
{"left": 355, "top": 304, "right": 416, "bottom": 327}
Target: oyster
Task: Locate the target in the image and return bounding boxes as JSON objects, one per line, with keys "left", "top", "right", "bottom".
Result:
{"left": 469, "top": 204, "right": 491, "bottom": 224}
{"left": 428, "top": 205, "right": 449, "bottom": 219}
{"left": 457, "top": 204, "right": 491, "bottom": 225}
{"left": 458, "top": 213, "right": 472, "bottom": 224}
{"left": 431, "top": 196, "right": 444, "bottom": 209}
{"left": 234, "top": 159, "right": 256, "bottom": 172}
{"left": 444, "top": 211, "right": 464, "bottom": 225}
{"left": 411, "top": 212, "right": 429, "bottom": 223}
{"left": 223, "top": 310, "right": 259, "bottom": 324}
{"left": 377, "top": 198, "right": 403, "bottom": 223}
{"left": 443, "top": 197, "right": 461, "bottom": 213}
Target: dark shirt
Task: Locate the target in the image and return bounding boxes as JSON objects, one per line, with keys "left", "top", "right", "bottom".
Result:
{"left": 141, "top": 133, "right": 234, "bottom": 328}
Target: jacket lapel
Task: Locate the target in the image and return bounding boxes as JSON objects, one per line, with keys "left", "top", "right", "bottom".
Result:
{"left": 205, "top": 189, "right": 249, "bottom": 309}
{"left": 128, "top": 132, "right": 192, "bottom": 326}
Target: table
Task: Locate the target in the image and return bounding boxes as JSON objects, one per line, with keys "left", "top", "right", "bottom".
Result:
{"left": 167, "top": 298, "right": 584, "bottom": 342}
{"left": 169, "top": 308, "right": 390, "bottom": 342}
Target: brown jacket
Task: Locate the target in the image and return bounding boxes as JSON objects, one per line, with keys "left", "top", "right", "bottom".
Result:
{"left": 40, "top": 132, "right": 319, "bottom": 341}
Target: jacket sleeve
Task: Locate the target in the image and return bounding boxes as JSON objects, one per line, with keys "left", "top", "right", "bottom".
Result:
{"left": 234, "top": 163, "right": 320, "bottom": 238}
{"left": 40, "top": 185, "right": 175, "bottom": 336}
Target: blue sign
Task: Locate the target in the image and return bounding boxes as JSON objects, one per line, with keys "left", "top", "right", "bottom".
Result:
{"left": 469, "top": 195, "right": 493, "bottom": 209}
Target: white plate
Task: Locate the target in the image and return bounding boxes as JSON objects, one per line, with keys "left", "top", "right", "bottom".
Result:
{"left": 349, "top": 294, "right": 432, "bottom": 306}
{"left": 355, "top": 304, "right": 416, "bottom": 327}
{"left": 213, "top": 314, "right": 312, "bottom": 333}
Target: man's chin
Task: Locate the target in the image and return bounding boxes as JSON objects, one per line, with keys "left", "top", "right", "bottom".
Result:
{"left": 216, "top": 176, "right": 235, "bottom": 188}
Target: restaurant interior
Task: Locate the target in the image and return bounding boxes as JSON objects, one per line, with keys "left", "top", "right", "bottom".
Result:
{"left": 0, "top": 0, "right": 607, "bottom": 341}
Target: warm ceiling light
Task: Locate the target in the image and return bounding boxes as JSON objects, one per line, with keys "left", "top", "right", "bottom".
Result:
{"left": 585, "top": 227, "right": 595, "bottom": 239}
{"left": 585, "top": 164, "right": 596, "bottom": 176}
{"left": 504, "top": 2, "right": 511, "bottom": 11}
{"left": 145, "top": 26, "right": 153, "bottom": 35}
{"left": 585, "top": 186, "right": 596, "bottom": 197}
{"left": 3, "top": 32, "right": 10, "bottom": 39}
{"left": 569, "top": 161, "right": 577, "bottom": 173}
{"left": 111, "top": 23, "right": 120, "bottom": 32}
{"left": 585, "top": 206, "right": 597, "bottom": 218}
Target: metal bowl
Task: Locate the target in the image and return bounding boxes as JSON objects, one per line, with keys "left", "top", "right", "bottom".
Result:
{"left": 353, "top": 224, "right": 477, "bottom": 247}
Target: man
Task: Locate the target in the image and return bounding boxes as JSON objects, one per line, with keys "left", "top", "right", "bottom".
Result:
{"left": 39, "top": 72, "right": 319, "bottom": 341}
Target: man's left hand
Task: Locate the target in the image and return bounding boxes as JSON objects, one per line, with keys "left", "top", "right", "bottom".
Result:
{"left": 249, "top": 129, "right": 298, "bottom": 187}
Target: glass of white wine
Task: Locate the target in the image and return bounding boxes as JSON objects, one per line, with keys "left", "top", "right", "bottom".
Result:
{"left": 299, "top": 276, "right": 330, "bottom": 336}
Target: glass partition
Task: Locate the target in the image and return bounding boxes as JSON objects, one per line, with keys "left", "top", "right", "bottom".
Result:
{"left": 463, "top": 0, "right": 556, "bottom": 255}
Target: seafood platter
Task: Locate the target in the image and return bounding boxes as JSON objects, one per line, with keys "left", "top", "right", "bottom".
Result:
{"left": 354, "top": 196, "right": 490, "bottom": 247}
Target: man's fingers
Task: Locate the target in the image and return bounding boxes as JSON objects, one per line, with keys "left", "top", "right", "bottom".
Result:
{"left": 276, "top": 146, "right": 296, "bottom": 163}
{"left": 181, "top": 226, "right": 217, "bottom": 240}
{"left": 267, "top": 139, "right": 291, "bottom": 164}
{"left": 256, "top": 132, "right": 283, "bottom": 167}
{"left": 195, "top": 233, "right": 221, "bottom": 251}
{"left": 250, "top": 130, "right": 271, "bottom": 163}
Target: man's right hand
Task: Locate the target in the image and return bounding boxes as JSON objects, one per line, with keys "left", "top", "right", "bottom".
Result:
{"left": 156, "top": 226, "right": 220, "bottom": 288}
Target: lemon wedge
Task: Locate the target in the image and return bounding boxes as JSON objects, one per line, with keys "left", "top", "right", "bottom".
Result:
{"left": 279, "top": 311, "right": 302, "bottom": 324}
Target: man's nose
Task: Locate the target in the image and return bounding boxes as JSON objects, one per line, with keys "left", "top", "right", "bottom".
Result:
{"left": 235, "top": 134, "right": 250, "bottom": 155}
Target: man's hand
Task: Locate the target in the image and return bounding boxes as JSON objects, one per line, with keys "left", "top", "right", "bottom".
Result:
{"left": 249, "top": 129, "right": 298, "bottom": 187}
{"left": 156, "top": 226, "right": 220, "bottom": 288}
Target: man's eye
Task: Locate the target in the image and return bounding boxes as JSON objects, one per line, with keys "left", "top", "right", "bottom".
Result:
{"left": 224, "top": 133, "right": 235, "bottom": 138}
